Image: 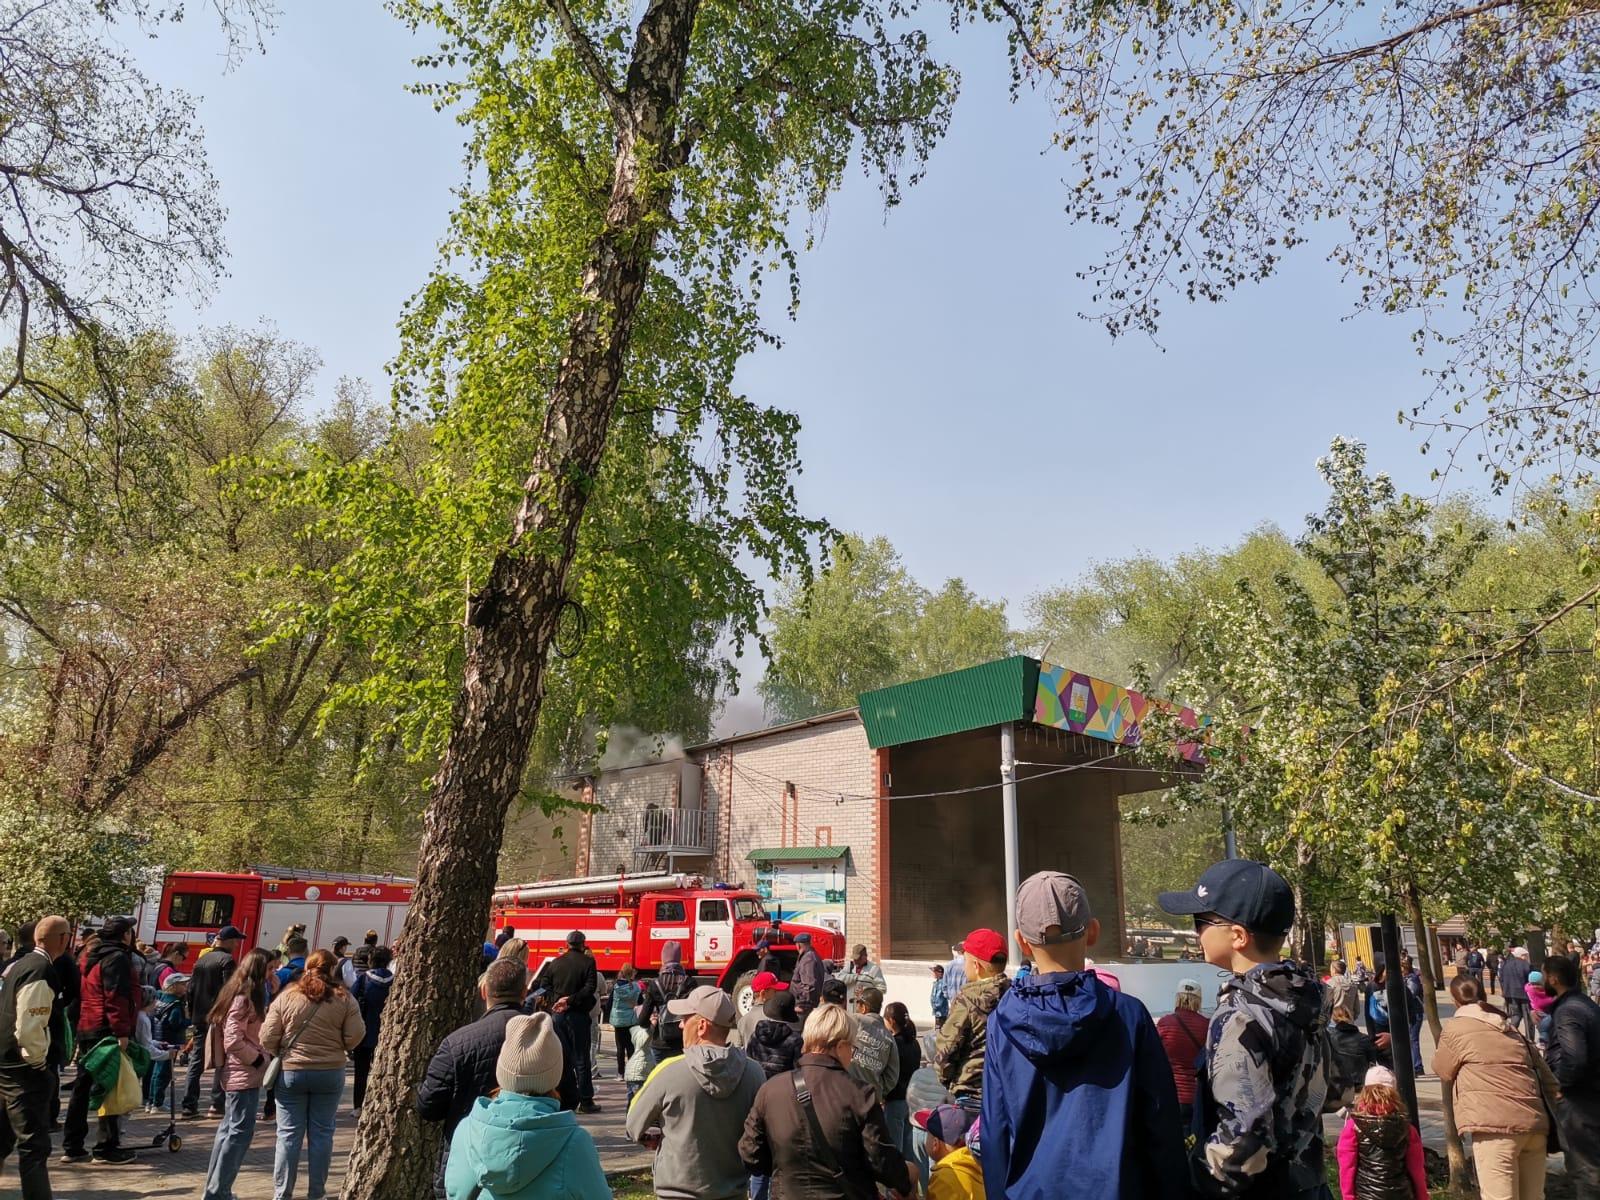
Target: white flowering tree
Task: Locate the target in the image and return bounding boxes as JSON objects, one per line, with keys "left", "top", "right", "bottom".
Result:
{"left": 1149, "top": 438, "right": 1561, "bottom": 1187}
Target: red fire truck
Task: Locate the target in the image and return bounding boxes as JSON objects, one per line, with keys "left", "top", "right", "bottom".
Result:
{"left": 491, "top": 871, "right": 846, "bottom": 1012}
{"left": 135, "top": 865, "right": 414, "bottom": 970}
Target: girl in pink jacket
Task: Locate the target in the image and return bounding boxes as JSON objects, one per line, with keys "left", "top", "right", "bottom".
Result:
{"left": 1336, "top": 1067, "right": 1428, "bottom": 1200}
{"left": 201, "top": 949, "right": 272, "bottom": 1200}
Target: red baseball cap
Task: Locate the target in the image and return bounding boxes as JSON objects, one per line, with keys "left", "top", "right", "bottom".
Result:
{"left": 751, "top": 971, "right": 788, "bottom": 992}
{"left": 961, "top": 928, "right": 1006, "bottom": 963}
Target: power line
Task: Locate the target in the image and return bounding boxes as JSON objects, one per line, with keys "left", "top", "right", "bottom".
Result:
{"left": 728, "top": 745, "right": 1151, "bottom": 804}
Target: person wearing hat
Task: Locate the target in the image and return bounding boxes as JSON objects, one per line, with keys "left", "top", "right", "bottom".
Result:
{"left": 624, "top": 984, "right": 765, "bottom": 1200}
{"left": 981, "top": 870, "right": 1185, "bottom": 1200}
{"left": 147, "top": 971, "right": 193, "bottom": 1112}
{"left": 444, "top": 1012, "right": 611, "bottom": 1200}
{"left": 933, "top": 927, "right": 1009, "bottom": 1109}
{"left": 836, "top": 944, "right": 887, "bottom": 1009}
{"left": 848, "top": 985, "right": 899, "bottom": 1103}
{"left": 789, "top": 932, "right": 827, "bottom": 1022}
{"left": 183, "top": 923, "right": 243, "bottom": 1118}
{"left": 639, "top": 941, "right": 695, "bottom": 1060}
{"left": 1334, "top": 1065, "right": 1429, "bottom": 1200}
{"left": 419, "top": 958, "right": 530, "bottom": 1200}
{"left": 745, "top": 990, "right": 804, "bottom": 1080}
{"left": 1156, "top": 978, "right": 1209, "bottom": 1125}
{"left": 531, "top": 930, "right": 599, "bottom": 1113}
{"left": 929, "top": 964, "right": 950, "bottom": 1030}
{"left": 1159, "top": 859, "right": 1329, "bottom": 1200}
{"left": 1500, "top": 947, "right": 1536, "bottom": 1042}
{"left": 916, "top": 1104, "right": 984, "bottom": 1200}
{"left": 61, "top": 915, "right": 140, "bottom": 1164}
{"left": 731, "top": 971, "right": 788, "bottom": 1049}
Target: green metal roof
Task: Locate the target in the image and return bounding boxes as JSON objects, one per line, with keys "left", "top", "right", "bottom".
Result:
{"left": 857, "top": 656, "right": 1040, "bottom": 749}
{"left": 746, "top": 846, "right": 850, "bottom": 863}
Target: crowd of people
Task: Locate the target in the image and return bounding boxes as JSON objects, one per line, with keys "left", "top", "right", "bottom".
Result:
{"left": 4, "top": 871, "right": 1600, "bottom": 1200}
{"left": 0, "top": 916, "right": 396, "bottom": 1200}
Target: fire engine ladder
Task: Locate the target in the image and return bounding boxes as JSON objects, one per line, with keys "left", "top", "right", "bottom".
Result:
{"left": 248, "top": 863, "right": 417, "bottom": 884}
{"left": 491, "top": 870, "right": 702, "bottom": 907}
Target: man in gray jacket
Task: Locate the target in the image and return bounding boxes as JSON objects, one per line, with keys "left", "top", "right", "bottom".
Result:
{"left": 790, "top": 934, "right": 827, "bottom": 1021}
{"left": 849, "top": 985, "right": 900, "bottom": 1102}
{"left": 625, "top": 985, "right": 765, "bottom": 1200}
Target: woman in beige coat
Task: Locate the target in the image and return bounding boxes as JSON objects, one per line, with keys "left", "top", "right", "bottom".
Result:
{"left": 261, "top": 949, "right": 365, "bottom": 1200}
{"left": 1434, "top": 973, "right": 1559, "bottom": 1200}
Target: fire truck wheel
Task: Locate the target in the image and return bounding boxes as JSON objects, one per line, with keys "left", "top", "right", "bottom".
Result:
{"left": 731, "top": 970, "right": 759, "bottom": 1016}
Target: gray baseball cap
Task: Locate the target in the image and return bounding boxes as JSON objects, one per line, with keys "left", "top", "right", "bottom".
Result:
{"left": 1016, "top": 870, "right": 1092, "bottom": 944}
{"left": 666, "top": 984, "right": 738, "bottom": 1029}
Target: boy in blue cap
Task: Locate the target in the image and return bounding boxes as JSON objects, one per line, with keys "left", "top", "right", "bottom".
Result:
{"left": 981, "top": 871, "right": 1187, "bottom": 1200}
{"left": 1160, "top": 859, "right": 1330, "bottom": 1199}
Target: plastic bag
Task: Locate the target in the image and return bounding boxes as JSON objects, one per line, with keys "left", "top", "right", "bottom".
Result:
{"left": 97, "top": 1050, "right": 142, "bottom": 1117}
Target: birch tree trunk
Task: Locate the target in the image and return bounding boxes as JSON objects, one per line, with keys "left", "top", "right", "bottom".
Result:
{"left": 341, "top": 3, "right": 701, "bottom": 1194}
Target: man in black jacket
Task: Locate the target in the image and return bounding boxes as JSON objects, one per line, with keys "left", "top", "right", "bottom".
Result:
{"left": 0, "top": 915, "right": 69, "bottom": 1200}
{"left": 532, "top": 931, "right": 599, "bottom": 1113}
{"left": 417, "top": 959, "right": 526, "bottom": 1200}
{"left": 1543, "top": 954, "right": 1600, "bottom": 1191}
{"left": 181, "top": 924, "right": 241, "bottom": 1118}
{"left": 1501, "top": 947, "right": 1536, "bottom": 1040}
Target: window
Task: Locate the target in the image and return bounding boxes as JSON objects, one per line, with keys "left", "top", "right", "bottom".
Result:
{"left": 699, "top": 899, "right": 729, "bottom": 923}
{"left": 167, "top": 892, "right": 235, "bottom": 929}
{"left": 734, "top": 898, "right": 768, "bottom": 922}
{"left": 654, "top": 900, "right": 685, "bottom": 922}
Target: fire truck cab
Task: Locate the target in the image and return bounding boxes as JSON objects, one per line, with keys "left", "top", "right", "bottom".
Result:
{"left": 491, "top": 871, "right": 845, "bottom": 1013}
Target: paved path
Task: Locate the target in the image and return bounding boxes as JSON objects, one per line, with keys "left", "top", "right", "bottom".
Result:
{"left": 7, "top": 1066, "right": 650, "bottom": 1200}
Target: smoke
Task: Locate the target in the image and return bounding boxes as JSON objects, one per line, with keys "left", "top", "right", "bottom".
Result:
{"left": 598, "top": 724, "right": 686, "bottom": 770}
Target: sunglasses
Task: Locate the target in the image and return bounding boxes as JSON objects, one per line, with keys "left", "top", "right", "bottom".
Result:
{"left": 1193, "top": 914, "right": 1232, "bottom": 932}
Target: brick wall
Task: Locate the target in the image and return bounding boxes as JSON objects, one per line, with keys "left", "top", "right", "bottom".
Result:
{"left": 698, "top": 715, "right": 882, "bottom": 957}
{"left": 499, "top": 788, "right": 581, "bottom": 883}
{"left": 586, "top": 762, "right": 684, "bottom": 876}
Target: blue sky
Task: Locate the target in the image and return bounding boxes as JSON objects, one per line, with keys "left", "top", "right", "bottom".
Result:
{"left": 130, "top": 5, "right": 1471, "bottom": 727}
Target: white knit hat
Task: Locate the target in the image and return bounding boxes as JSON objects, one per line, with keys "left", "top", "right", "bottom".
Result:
{"left": 496, "top": 1013, "right": 564, "bottom": 1096}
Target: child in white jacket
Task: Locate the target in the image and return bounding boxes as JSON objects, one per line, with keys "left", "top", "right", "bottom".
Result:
{"left": 624, "top": 1024, "right": 653, "bottom": 1103}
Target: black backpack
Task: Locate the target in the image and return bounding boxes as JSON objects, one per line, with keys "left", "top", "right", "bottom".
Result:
{"left": 140, "top": 955, "right": 166, "bottom": 990}
{"left": 652, "top": 972, "right": 694, "bottom": 1047}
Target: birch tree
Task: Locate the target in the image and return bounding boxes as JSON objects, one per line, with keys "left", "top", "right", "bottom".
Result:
{"left": 334, "top": 3, "right": 965, "bottom": 1194}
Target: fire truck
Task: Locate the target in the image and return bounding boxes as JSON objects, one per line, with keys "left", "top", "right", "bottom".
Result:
{"left": 491, "top": 871, "right": 846, "bottom": 1012}
{"left": 135, "top": 865, "right": 414, "bottom": 970}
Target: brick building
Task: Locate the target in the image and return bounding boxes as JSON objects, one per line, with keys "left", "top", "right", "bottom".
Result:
{"left": 564, "top": 657, "right": 1199, "bottom": 963}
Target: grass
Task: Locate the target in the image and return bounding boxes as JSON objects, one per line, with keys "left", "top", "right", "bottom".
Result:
{"left": 607, "top": 1170, "right": 654, "bottom": 1199}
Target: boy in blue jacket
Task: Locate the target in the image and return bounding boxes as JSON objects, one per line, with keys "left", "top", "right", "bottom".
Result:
{"left": 981, "top": 871, "right": 1187, "bottom": 1200}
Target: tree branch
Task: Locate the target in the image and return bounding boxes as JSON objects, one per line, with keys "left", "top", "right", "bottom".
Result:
{"left": 95, "top": 662, "right": 263, "bottom": 810}
{"left": 547, "top": 0, "right": 628, "bottom": 123}
{"left": 1500, "top": 746, "right": 1600, "bottom": 802}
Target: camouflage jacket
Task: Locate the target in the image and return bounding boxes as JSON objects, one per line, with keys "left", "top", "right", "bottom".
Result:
{"left": 935, "top": 973, "right": 1009, "bottom": 1100}
{"left": 1196, "top": 961, "right": 1329, "bottom": 1199}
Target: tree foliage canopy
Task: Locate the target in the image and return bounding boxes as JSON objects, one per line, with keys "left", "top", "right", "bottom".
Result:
{"left": 1003, "top": 0, "right": 1600, "bottom": 484}
{"left": 760, "top": 533, "right": 1013, "bottom": 720}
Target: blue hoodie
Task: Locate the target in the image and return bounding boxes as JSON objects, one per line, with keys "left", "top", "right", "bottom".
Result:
{"left": 981, "top": 969, "right": 1187, "bottom": 1200}
{"left": 445, "top": 1092, "right": 612, "bottom": 1200}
